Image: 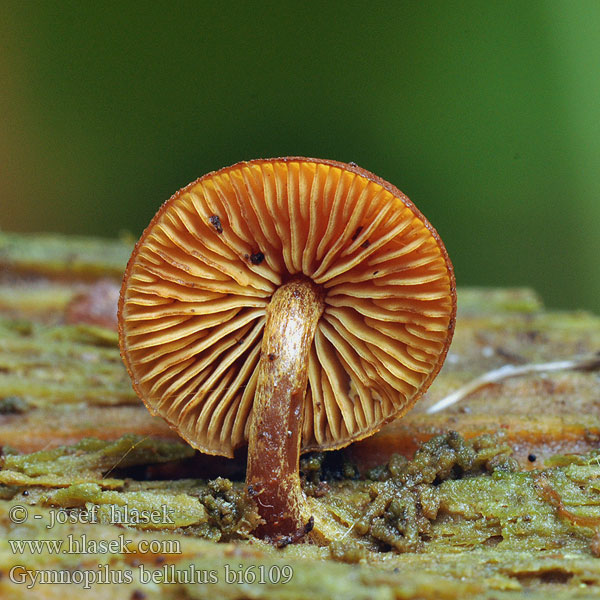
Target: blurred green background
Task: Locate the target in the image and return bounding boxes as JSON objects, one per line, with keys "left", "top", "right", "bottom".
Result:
{"left": 1, "top": 1, "right": 599, "bottom": 312}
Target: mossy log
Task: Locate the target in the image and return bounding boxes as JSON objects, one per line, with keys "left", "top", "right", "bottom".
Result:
{"left": 1, "top": 231, "right": 600, "bottom": 599}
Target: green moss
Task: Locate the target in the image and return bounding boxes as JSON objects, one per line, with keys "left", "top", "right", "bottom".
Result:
{"left": 195, "top": 477, "right": 260, "bottom": 540}
{"left": 354, "top": 433, "right": 518, "bottom": 551}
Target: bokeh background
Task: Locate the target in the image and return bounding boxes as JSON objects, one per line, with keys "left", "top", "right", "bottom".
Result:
{"left": 1, "top": 1, "right": 599, "bottom": 312}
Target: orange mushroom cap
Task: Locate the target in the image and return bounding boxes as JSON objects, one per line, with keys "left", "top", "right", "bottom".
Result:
{"left": 118, "top": 157, "right": 456, "bottom": 459}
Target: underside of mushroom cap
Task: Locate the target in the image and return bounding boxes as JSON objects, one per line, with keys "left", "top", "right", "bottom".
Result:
{"left": 118, "top": 158, "right": 456, "bottom": 458}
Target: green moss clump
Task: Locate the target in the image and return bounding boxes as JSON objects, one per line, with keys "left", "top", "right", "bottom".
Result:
{"left": 368, "top": 432, "right": 517, "bottom": 486}
{"left": 195, "top": 477, "right": 260, "bottom": 541}
{"left": 358, "top": 432, "right": 518, "bottom": 551}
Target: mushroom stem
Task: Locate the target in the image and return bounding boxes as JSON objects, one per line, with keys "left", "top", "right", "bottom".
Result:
{"left": 247, "top": 275, "right": 325, "bottom": 541}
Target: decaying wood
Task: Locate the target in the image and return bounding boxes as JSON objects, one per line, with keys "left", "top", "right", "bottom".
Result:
{"left": 2, "top": 232, "right": 600, "bottom": 599}
{"left": 3, "top": 233, "right": 599, "bottom": 468}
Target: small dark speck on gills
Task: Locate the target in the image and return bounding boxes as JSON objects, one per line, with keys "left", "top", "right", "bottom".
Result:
{"left": 250, "top": 252, "right": 264, "bottom": 265}
{"left": 209, "top": 215, "right": 223, "bottom": 234}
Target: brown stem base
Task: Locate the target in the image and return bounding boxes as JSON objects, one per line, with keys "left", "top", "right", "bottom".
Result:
{"left": 246, "top": 276, "right": 325, "bottom": 541}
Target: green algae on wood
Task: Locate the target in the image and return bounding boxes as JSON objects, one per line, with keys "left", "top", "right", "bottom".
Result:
{"left": 3, "top": 232, "right": 600, "bottom": 598}
{"left": 2, "top": 433, "right": 600, "bottom": 597}
{"left": 0, "top": 436, "right": 194, "bottom": 488}
{"left": 0, "top": 318, "right": 132, "bottom": 409}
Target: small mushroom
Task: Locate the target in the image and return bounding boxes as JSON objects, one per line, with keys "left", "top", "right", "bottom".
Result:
{"left": 118, "top": 158, "right": 456, "bottom": 542}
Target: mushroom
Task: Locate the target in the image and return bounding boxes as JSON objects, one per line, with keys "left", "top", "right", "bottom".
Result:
{"left": 118, "top": 157, "right": 456, "bottom": 542}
